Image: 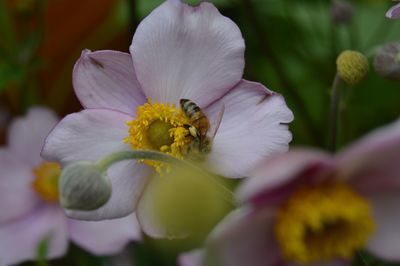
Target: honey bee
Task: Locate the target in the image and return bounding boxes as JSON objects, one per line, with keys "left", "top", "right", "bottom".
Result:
{"left": 180, "top": 99, "right": 224, "bottom": 160}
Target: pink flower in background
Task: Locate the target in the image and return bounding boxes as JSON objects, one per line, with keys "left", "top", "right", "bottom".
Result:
{"left": 196, "top": 120, "right": 400, "bottom": 266}
{"left": 42, "top": 0, "right": 293, "bottom": 238}
{"left": 0, "top": 107, "right": 140, "bottom": 265}
{"left": 386, "top": 2, "right": 400, "bottom": 19}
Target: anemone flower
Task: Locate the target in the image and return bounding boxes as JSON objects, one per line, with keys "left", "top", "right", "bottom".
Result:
{"left": 386, "top": 1, "right": 400, "bottom": 19}
{"left": 196, "top": 120, "right": 400, "bottom": 266}
{"left": 42, "top": 0, "right": 293, "bottom": 238}
{"left": 0, "top": 107, "right": 140, "bottom": 265}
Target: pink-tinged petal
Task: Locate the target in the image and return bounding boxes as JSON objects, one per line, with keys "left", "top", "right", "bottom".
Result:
{"left": 0, "top": 149, "right": 40, "bottom": 225}
{"left": 237, "top": 149, "right": 334, "bottom": 206}
{"left": 42, "top": 109, "right": 132, "bottom": 165}
{"left": 68, "top": 213, "right": 141, "bottom": 255}
{"left": 65, "top": 160, "right": 150, "bottom": 220}
{"left": 366, "top": 193, "right": 400, "bottom": 261}
{"left": 130, "top": 0, "right": 245, "bottom": 106}
{"left": 337, "top": 120, "right": 400, "bottom": 195}
{"left": 386, "top": 3, "right": 400, "bottom": 19}
{"left": 8, "top": 107, "right": 58, "bottom": 167}
{"left": 0, "top": 206, "right": 68, "bottom": 265}
{"left": 205, "top": 208, "right": 282, "bottom": 266}
{"left": 73, "top": 50, "right": 146, "bottom": 115}
{"left": 42, "top": 109, "right": 151, "bottom": 220}
{"left": 205, "top": 80, "right": 293, "bottom": 179}
{"left": 179, "top": 249, "right": 204, "bottom": 266}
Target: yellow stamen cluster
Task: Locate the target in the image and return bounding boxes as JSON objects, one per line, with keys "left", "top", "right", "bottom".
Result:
{"left": 32, "top": 162, "right": 61, "bottom": 203}
{"left": 124, "top": 99, "right": 191, "bottom": 172}
{"left": 275, "top": 183, "right": 374, "bottom": 264}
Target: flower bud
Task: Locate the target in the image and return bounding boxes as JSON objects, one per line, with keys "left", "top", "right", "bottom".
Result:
{"left": 331, "top": 0, "right": 353, "bottom": 25}
{"left": 59, "top": 162, "right": 111, "bottom": 211}
{"left": 336, "top": 50, "right": 369, "bottom": 85}
{"left": 142, "top": 166, "right": 232, "bottom": 240}
{"left": 374, "top": 42, "right": 400, "bottom": 80}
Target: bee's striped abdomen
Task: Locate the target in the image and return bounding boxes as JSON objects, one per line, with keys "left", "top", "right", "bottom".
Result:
{"left": 180, "top": 99, "right": 210, "bottom": 137}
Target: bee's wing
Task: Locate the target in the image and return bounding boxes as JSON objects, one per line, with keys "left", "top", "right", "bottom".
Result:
{"left": 209, "top": 104, "right": 225, "bottom": 141}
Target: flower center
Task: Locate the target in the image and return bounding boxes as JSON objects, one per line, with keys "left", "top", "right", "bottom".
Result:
{"left": 275, "top": 183, "right": 374, "bottom": 264}
{"left": 32, "top": 162, "right": 61, "bottom": 203}
{"left": 125, "top": 99, "right": 191, "bottom": 172}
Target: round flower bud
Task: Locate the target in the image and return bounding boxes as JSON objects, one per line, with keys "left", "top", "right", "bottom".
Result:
{"left": 336, "top": 50, "right": 369, "bottom": 85}
{"left": 331, "top": 0, "right": 353, "bottom": 25}
{"left": 141, "top": 166, "right": 232, "bottom": 240}
{"left": 374, "top": 42, "right": 400, "bottom": 80}
{"left": 59, "top": 161, "right": 111, "bottom": 211}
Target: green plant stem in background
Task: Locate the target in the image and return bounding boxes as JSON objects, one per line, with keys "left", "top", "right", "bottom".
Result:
{"left": 329, "top": 73, "right": 341, "bottom": 153}
{"left": 239, "top": 0, "right": 322, "bottom": 146}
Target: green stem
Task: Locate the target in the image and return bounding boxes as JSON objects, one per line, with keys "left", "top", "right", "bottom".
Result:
{"left": 96, "top": 150, "right": 183, "bottom": 172}
{"left": 95, "top": 150, "right": 236, "bottom": 205}
{"left": 328, "top": 74, "right": 341, "bottom": 152}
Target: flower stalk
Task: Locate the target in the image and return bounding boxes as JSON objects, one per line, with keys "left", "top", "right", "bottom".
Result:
{"left": 329, "top": 73, "right": 342, "bottom": 152}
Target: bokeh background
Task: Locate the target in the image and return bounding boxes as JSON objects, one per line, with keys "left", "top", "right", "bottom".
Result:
{"left": 1, "top": 0, "right": 400, "bottom": 265}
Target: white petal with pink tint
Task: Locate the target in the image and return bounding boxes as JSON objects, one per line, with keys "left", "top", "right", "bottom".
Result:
{"left": 237, "top": 149, "right": 333, "bottom": 204}
{"left": 42, "top": 109, "right": 133, "bottom": 165}
{"left": 73, "top": 50, "right": 146, "bottom": 115}
{"left": 205, "top": 208, "right": 282, "bottom": 266}
{"left": 205, "top": 80, "right": 293, "bottom": 179}
{"left": 130, "top": 0, "right": 244, "bottom": 107}
{"left": 386, "top": 3, "right": 400, "bottom": 19}
{"left": 337, "top": 120, "right": 400, "bottom": 195}
{"left": 0, "top": 149, "right": 40, "bottom": 225}
{"left": 179, "top": 249, "right": 204, "bottom": 266}
{"left": 0, "top": 206, "right": 68, "bottom": 266}
{"left": 42, "top": 109, "right": 151, "bottom": 220}
{"left": 8, "top": 107, "right": 58, "bottom": 167}
{"left": 68, "top": 213, "right": 141, "bottom": 255}
{"left": 366, "top": 193, "right": 400, "bottom": 261}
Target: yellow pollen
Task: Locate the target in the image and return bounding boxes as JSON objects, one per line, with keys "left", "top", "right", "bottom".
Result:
{"left": 32, "top": 162, "right": 61, "bottom": 203}
{"left": 124, "top": 99, "right": 191, "bottom": 172}
{"left": 275, "top": 183, "right": 374, "bottom": 264}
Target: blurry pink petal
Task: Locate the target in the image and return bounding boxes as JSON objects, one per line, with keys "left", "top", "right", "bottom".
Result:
{"left": 73, "top": 50, "right": 146, "bottom": 115}
{"left": 206, "top": 208, "right": 281, "bottom": 266}
{"left": 366, "top": 194, "right": 400, "bottom": 261}
{"left": 0, "top": 149, "right": 40, "bottom": 225}
{"left": 179, "top": 249, "right": 204, "bottom": 266}
{"left": 42, "top": 109, "right": 151, "bottom": 220}
{"left": 237, "top": 149, "right": 334, "bottom": 205}
{"left": 205, "top": 80, "right": 293, "bottom": 178}
{"left": 42, "top": 109, "right": 133, "bottom": 164}
{"left": 337, "top": 120, "right": 400, "bottom": 195}
{"left": 8, "top": 107, "right": 58, "bottom": 167}
{"left": 65, "top": 159, "right": 150, "bottom": 221}
{"left": 0, "top": 206, "right": 68, "bottom": 265}
{"left": 130, "top": 0, "right": 244, "bottom": 107}
{"left": 386, "top": 3, "right": 400, "bottom": 19}
{"left": 68, "top": 213, "right": 141, "bottom": 255}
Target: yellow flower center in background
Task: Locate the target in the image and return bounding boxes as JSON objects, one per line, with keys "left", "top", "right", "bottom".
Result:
{"left": 125, "top": 99, "right": 191, "bottom": 172}
{"left": 32, "top": 162, "right": 61, "bottom": 203}
{"left": 275, "top": 183, "right": 374, "bottom": 264}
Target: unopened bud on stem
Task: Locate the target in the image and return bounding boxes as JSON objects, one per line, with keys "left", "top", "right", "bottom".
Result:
{"left": 374, "top": 42, "right": 400, "bottom": 80}
{"left": 59, "top": 162, "right": 111, "bottom": 211}
{"left": 336, "top": 50, "right": 369, "bottom": 85}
